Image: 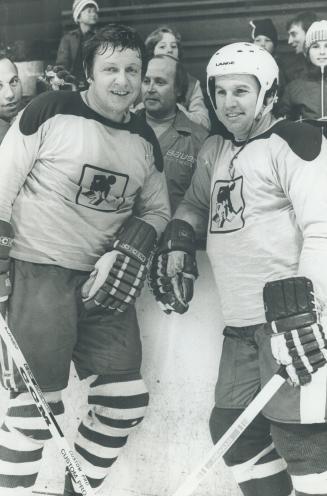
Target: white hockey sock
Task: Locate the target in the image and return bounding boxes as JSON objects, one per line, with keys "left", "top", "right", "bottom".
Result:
{"left": 72, "top": 375, "right": 149, "bottom": 489}
{"left": 0, "top": 391, "right": 64, "bottom": 493}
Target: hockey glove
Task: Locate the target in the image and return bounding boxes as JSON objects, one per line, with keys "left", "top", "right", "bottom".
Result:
{"left": 149, "top": 219, "right": 198, "bottom": 314}
{"left": 82, "top": 217, "right": 157, "bottom": 314}
{"left": 0, "top": 221, "right": 14, "bottom": 316}
{"left": 263, "top": 276, "right": 327, "bottom": 386}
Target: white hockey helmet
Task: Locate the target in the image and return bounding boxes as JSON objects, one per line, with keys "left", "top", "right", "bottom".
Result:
{"left": 207, "top": 42, "right": 279, "bottom": 118}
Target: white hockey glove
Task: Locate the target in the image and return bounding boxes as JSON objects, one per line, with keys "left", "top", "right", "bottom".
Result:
{"left": 148, "top": 219, "right": 198, "bottom": 314}
{"left": 82, "top": 217, "right": 157, "bottom": 314}
{"left": 264, "top": 277, "right": 327, "bottom": 386}
{"left": 0, "top": 221, "right": 14, "bottom": 317}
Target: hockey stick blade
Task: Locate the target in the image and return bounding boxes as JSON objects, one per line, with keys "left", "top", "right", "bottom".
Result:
{"left": 0, "top": 313, "right": 95, "bottom": 496}
{"left": 171, "top": 367, "right": 287, "bottom": 496}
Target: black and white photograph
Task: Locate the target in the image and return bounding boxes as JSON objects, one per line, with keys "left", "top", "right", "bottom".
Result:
{"left": 0, "top": 1, "right": 327, "bottom": 495}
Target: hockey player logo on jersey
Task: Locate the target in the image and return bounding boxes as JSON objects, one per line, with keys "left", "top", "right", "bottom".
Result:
{"left": 150, "top": 40, "right": 327, "bottom": 496}
{"left": 77, "top": 164, "right": 127, "bottom": 211}
{"left": 211, "top": 177, "right": 244, "bottom": 232}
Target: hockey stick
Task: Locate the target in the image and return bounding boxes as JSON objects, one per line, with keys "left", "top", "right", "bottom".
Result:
{"left": 0, "top": 313, "right": 95, "bottom": 496}
{"left": 171, "top": 366, "right": 288, "bottom": 496}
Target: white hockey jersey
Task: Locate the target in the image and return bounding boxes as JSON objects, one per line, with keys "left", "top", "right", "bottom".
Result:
{"left": 177, "top": 118, "right": 327, "bottom": 326}
{"left": 0, "top": 91, "right": 170, "bottom": 271}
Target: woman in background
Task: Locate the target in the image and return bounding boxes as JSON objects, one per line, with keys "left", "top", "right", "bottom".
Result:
{"left": 277, "top": 19, "right": 327, "bottom": 135}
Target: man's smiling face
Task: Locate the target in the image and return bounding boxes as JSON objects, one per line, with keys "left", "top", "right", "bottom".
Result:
{"left": 214, "top": 73, "right": 260, "bottom": 140}
{"left": 87, "top": 44, "right": 142, "bottom": 122}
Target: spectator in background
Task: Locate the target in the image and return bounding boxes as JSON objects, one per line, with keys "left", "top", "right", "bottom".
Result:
{"left": 36, "top": 64, "right": 77, "bottom": 93}
{"left": 56, "top": 0, "right": 99, "bottom": 89}
{"left": 249, "top": 18, "right": 286, "bottom": 94}
{"left": 139, "top": 54, "right": 208, "bottom": 213}
{"left": 0, "top": 56, "right": 22, "bottom": 144}
{"left": 250, "top": 17, "right": 278, "bottom": 55}
{"left": 284, "top": 10, "right": 318, "bottom": 82}
{"left": 144, "top": 26, "right": 211, "bottom": 131}
{"left": 277, "top": 20, "right": 327, "bottom": 136}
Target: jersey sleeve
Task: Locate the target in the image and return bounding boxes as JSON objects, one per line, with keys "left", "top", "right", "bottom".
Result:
{"left": 173, "top": 136, "right": 214, "bottom": 239}
{"left": 0, "top": 107, "right": 43, "bottom": 222}
{"left": 272, "top": 125, "right": 327, "bottom": 304}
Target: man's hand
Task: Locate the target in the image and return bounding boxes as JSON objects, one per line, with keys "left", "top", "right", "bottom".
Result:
{"left": 149, "top": 219, "right": 198, "bottom": 314}
{"left": 264, "top": 277, "right": 327, "bottom": 386}
{"left": 82, "top": 217, "right": 157, "bottom": 314}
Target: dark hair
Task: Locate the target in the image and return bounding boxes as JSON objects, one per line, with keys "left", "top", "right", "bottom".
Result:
{"left": 286, "top": 11, "right": 318, "bottom": 32}
{"left": 83, "top": 23, "right": 147, "bottom": 78}
{"left": 145, "top": 25, "right": 183, "bottom": 60}
{"left": 148, "top": 54, "right": 188, "bottom": 103}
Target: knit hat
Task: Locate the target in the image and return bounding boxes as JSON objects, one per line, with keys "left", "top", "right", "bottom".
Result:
{"left": 305, "top": 20, "right": 327, "bottom": 53}
{"left": 249, "top": 18, "right": 278, "bottom": 47}
{"left": 72, "top": 0, "right": 99, "bottom": 24}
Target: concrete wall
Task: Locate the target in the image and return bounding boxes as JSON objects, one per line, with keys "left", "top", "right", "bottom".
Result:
{"left": 0, "top": 252, "right": 241, "bottom": 496}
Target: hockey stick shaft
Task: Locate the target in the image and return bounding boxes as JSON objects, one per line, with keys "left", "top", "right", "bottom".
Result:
{"left": 0, "top": 313, "right": 95, "bottom": 496}
{"left": 172, "top": 368, "right": 286, "bottom": 496}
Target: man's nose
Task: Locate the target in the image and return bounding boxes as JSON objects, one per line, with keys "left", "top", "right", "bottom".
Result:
{"left": 4, "top": 84, "right": 15, "bottom": 100}
{"left": 115, "top": 70, "right": 128, "bottom": 85}
{"left": 147, "top": 81, "right": 156, "bottom": 92}
{"left": 225, "top": 92, "right": 236, "bottom": 107}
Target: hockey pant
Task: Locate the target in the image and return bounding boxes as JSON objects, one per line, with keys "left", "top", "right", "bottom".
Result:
{"left": 210, "top": 406, "right": 327, "bottom": 496}
{"left": 0, "top": 374, "right": 149, "bottom": 494}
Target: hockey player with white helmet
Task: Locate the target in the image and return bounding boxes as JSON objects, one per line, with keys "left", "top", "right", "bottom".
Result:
{"left": 150, "top": 42, "right": 327, "bottom": 495}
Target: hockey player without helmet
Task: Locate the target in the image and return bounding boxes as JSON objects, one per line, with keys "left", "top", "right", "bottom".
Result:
{"left": 207, "top": 42, "right": 279, "bottom": 118}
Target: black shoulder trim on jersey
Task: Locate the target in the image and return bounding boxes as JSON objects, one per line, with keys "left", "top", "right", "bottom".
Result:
{"left": 271, "top": 120, "right": 322, "bottom": 161}
{"left": 19, "top": 91, "right": 86, "bottom": 136}
{"left": 129, "top": 111, "right": 164, "bottom": 172}
{"left": 256, "top": 119, "right": 322, "bottom": 161}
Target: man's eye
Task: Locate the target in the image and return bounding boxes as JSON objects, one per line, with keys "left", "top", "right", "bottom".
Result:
{"left": 143, "top": 78, "right": 150, "bottom": 85}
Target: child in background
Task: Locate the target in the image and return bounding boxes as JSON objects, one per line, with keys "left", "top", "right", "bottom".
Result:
{"left": 249, "top": 18, "right": 286, "bottom": 94}
{"left": 144, "top": 25, "right": 210, "bottom": 130}
{"left": 56, "top": 0, "right": 99, "bottom": 89}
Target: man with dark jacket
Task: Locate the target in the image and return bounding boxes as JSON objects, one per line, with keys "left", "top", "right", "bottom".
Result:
{"left": 140, "top": 54, "right": 208, "bottom": 214}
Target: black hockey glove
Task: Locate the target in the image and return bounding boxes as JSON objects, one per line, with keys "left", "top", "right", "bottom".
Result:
{"left": 0, "top": 221, "right": 14, "bottom": 317}
{"left": 264, "top": 276, "right": 327, "bottom": 386}
{"left": 82, "top": 217, "right": 157, "bottom": 314}
{"left": 149, "top": 219, "right": 198, "bottom": 314}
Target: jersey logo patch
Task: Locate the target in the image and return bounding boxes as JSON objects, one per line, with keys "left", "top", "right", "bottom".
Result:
{"left": 76, "top": 164, "right": 128, "bottom": 211}
{"left": 210, "top": 177, "right": 245, "bottom": 233}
